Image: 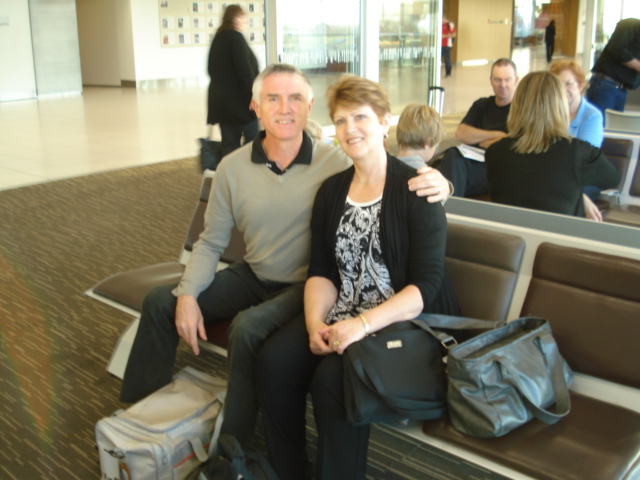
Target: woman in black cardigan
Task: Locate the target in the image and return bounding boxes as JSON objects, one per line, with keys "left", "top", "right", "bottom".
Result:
{"left": 256, "top": 75, "right": 459, "bottom": 480}
{"left": 207, "top": 5, "right": 259, "bottom": 158}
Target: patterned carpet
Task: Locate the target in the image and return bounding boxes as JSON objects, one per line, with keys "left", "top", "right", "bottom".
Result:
{"left": 0, "top": 121, "right": 509, "bottom": 479}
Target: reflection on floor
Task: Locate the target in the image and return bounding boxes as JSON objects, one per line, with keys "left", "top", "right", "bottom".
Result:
{"left": 0, "top": 46, "right": 551, "bottom": 191}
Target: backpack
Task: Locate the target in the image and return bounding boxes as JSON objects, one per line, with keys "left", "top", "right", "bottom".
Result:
{"left": 96, "top": 367, "right": 226, "bottom": 480}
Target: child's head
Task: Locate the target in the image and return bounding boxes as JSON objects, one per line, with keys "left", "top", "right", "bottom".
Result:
{"left": 396, "top": 103, "right": 445, "bottom": 151}
{"left": 304, "top": 118, "right": 324, "bottom": 141}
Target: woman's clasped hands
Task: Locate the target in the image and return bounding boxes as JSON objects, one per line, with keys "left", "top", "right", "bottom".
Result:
{"left": 310, "top": 317, "right": 368, "bottom": 355}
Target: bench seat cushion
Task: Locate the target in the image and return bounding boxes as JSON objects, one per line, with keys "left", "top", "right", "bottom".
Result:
{"left": 445, "top": 223, "right": 525, "bottom": 322}
{"left": 422, "top": 393, "right": 640, "bottom": 480}
{"left": 92, "top": 262, "right": 185, "bottom": 312}
{"left": 521, "top": 243, "right": 640, "bottom": 389}
{"left": 603, "top": 204, "right": 640, "bottom": 227}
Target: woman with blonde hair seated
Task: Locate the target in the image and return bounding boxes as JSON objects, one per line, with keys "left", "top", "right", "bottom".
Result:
{"left": 255, "top": 75, "right": 459, "bottom": 480}
{"left": 485, "top": 71, "right": 620, "bottom": 217}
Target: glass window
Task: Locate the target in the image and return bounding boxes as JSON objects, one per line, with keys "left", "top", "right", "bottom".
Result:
{"left": 378, "top": 0, "right": 440, "bottom": 116}
{"left": 276, "top": 0, "right": 361, "bottom": 125}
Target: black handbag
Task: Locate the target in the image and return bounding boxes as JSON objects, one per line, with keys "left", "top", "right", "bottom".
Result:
{"left": 342, "top": 314, "right": 499, "bottom": 426}
{"left": 198, "top": 434, "right": 278, "bottom": 480}
{"left": 199, "top": 137, "right": 223, "bottom": 172}
{"left": 446, "top": 316, "right": 573, "bottom": 438}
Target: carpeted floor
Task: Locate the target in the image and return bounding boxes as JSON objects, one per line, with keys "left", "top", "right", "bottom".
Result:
{"left": 0, "top": 123, "right": 509, "bottom": 479}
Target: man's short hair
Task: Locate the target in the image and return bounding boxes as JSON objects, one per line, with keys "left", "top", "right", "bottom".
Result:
{"left": 491, "top": 58, "right": 517, "bottom": 77}
{"left": 252, "top": 63, "right": 314, "bottom": 105}
{"left": 396, "top": 103, "right": 445, "bottom": 150}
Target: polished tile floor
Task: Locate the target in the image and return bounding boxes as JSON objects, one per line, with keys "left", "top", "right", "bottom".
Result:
{"left": 0, "top": 46, "right": 550, "bottom": 191}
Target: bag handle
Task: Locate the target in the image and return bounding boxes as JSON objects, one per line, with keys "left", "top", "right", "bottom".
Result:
{"left": 496, "top": 337, "right": 571, "bottom": 424}
{"left": 411, "top": 313, "right": 504, "bottom": 348}
{"left": 206, "top": 391, "right": 226, "bottom": 458}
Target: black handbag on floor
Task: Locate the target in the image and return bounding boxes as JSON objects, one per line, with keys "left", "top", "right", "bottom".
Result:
{"left": 198, "top": 434, "right": 278, "bottom": 480}
{"left": 199, "top": 137, "right": 223, "bottom": 172}
{"left": 343, "top": 314, "right": 499, "bottom": 426}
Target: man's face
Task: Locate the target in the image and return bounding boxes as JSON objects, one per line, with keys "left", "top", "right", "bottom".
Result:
{"left": 251, "top": 73, "right": 314, "bottom": 142}
{"left": 490, "top": 65, "right": 518, "bottom": 104}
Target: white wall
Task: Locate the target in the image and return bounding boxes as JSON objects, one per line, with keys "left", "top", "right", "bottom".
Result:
{"left": 116, "top": 0, "right": 136, "bottom": 82}
{"left": 0, "top": 0, "right": 36, "bottom": 102}
{"left": 129, "top": 0, "right": 210, "bottom": 81}
{"left": 76, "top": 0, "right": 121, "bottom": 86}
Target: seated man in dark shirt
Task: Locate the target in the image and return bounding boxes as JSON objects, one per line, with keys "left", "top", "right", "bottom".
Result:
{"left": 438, "top": 58, "right": 519, "bottom": 197}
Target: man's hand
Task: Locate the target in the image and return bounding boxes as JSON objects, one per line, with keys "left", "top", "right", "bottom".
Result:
{"left": 175, "top": 295, "right": 207, "bottom": 355}
{"left": 408, "top": 166, "right": 452, "bottom": 203}
{"left": 478, "top": 131, "right": 507, "bottom": 149}
{"left": 456, "top": 124, "right": 507, "bottom": 148}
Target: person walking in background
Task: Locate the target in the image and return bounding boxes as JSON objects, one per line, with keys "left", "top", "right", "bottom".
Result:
{"left": 485, "top": 71, "right": 620, "bottom": 218}
{"left": 442, "top": 15, "right": 456, "bottom": 77}
{"left": 545, "top": 20, "right": 556, "bottom": 63}
{"left": 207, "top": 5, "right": 259, "bottom": 158}
{"left": 586, "top": 18, "right": 640, "bottom": 116}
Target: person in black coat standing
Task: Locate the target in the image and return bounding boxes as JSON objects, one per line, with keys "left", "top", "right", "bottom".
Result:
{"left": 207, "top": 5, "right": 259, "bottom": 158}
{"left": 545, "top": 20, "right": 556, "bottom": 63}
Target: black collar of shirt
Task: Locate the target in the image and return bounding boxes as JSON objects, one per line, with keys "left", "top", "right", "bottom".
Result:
{"left": 251, "top": 130, "right": 313, "bottom": 175}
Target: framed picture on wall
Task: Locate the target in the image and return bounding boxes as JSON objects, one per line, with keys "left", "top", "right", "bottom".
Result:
{"left": 159, "top": 0, "right": 262, "bottom": 48}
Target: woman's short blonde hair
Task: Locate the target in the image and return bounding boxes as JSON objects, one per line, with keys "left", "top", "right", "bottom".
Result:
{"left": 507, "top": 71, "right": 571, "bottom": 154}
{"left": 304, "top": 119, "right": 324, "bottom": 141}
{"left": 326, "top": 75, "right": 390, "bottom": 121}
{"left": 549, "top": 59, "right": 586, "bottom": 90}
{"left": 396, "top": 104, "right": 445, "bottom": 150}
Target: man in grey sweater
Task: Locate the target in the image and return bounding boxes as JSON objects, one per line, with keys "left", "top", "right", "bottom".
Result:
{"left": 119, "top": 64, "right": 451, "bottom": 446}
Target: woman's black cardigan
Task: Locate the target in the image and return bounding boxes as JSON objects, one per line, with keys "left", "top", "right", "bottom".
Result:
{"left": 308, "top": 155, "right": 459, "bottom": 316}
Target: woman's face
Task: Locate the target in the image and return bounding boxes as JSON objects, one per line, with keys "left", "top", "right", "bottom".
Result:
{"left": 557, "top": 69, "right": 583, "bottom": 113}
{"left": 333, "top": 104, "right": 390, "bottom": 162}
{"left": 233, "top": 14, "right": 248, "bottom": 31}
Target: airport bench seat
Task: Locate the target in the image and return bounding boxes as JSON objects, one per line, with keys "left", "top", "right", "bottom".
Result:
{"left": 601, "top": 134, "right": 640, "bottom": 227}
{"left": 85, "top": 173, "right": 245, "bottom": 372}
{"left": 422, "top": 242, "right": 640, "bottom": 480}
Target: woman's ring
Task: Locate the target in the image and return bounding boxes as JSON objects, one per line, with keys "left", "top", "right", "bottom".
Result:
{"left": 333, "top": 340, "right": 340, "bottom": 347}
{"left": 436, "top": 187, "right": 441, "bottom": 194}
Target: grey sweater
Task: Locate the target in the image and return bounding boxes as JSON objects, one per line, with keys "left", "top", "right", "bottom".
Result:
{"left": 174, "top": 133, "right": 351, "bottom": 298}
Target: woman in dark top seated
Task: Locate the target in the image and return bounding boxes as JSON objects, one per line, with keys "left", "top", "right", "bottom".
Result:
{"left": 255, "top": 75, "right": 459, "bottom": 480}
{"left": 485, "top": 71, "right": 620, "bottom": 217}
